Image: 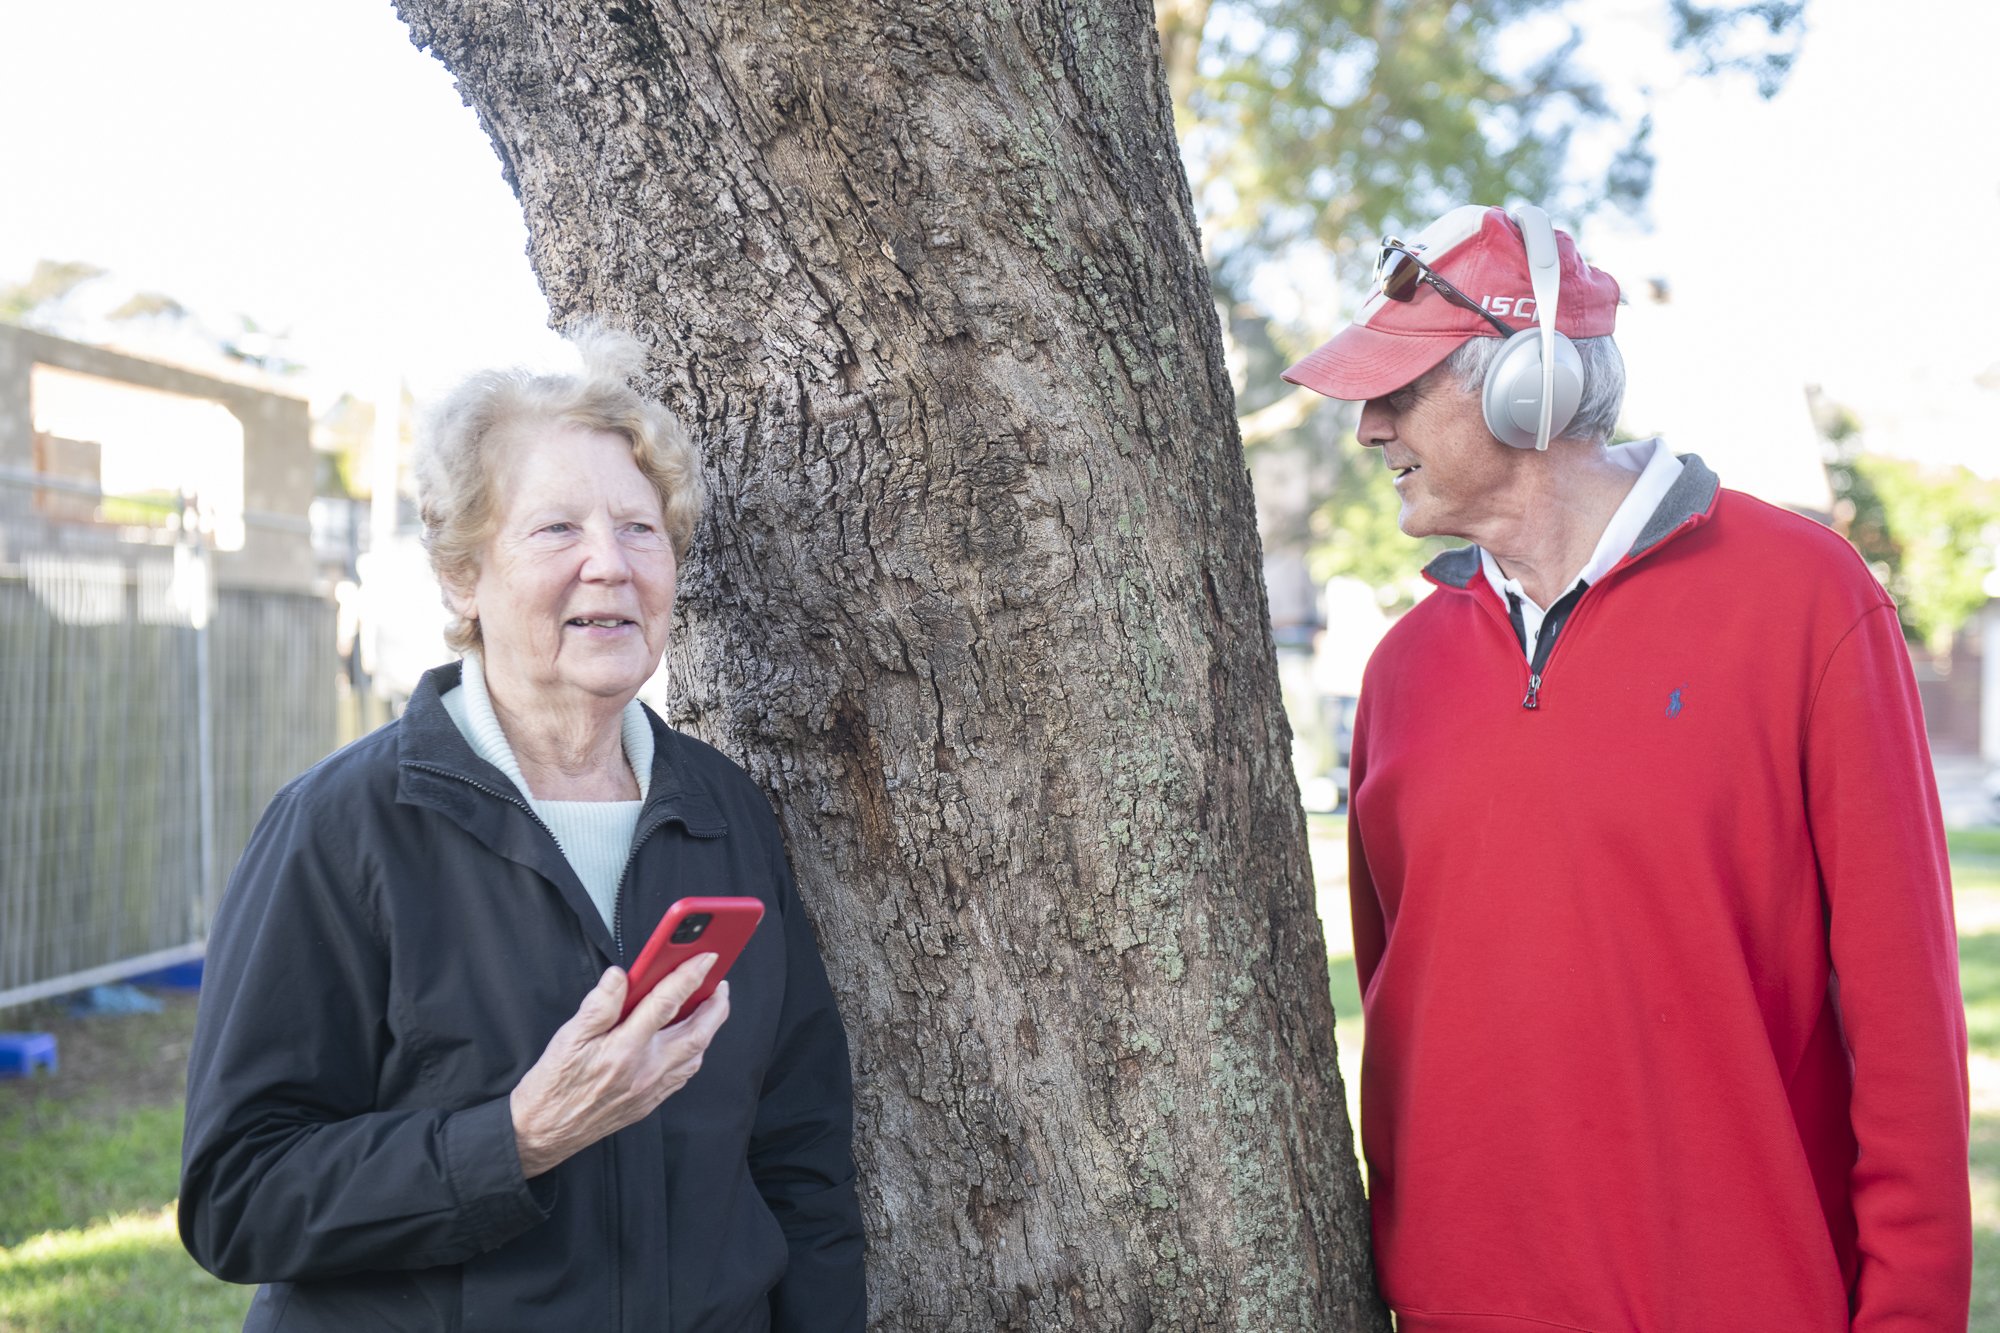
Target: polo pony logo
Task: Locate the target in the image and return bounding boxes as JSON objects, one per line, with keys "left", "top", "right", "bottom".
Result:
{"left": 1666, "top": 685, "right": 1687, "bottom": 719}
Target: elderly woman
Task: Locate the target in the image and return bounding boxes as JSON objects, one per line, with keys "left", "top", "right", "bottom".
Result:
{"left": 179, "top": 332, "right": 865, "bottom": 1332}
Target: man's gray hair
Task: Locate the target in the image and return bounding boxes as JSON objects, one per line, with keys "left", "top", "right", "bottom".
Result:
{"left": 1440, "top": 334, "right": 1626, "bottom": 445}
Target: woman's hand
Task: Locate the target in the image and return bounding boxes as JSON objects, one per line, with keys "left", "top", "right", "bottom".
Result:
{"left": 509, "top": 955, "right": 731, "bottom": 1178}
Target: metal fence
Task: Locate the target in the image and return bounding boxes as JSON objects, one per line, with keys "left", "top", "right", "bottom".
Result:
{"left": 0, "top": 472, "right": 334, "bottom": 1009}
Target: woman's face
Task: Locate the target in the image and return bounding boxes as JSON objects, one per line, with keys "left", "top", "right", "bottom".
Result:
{"left": 456, "top": 424, "right": 677, "bottom": 710}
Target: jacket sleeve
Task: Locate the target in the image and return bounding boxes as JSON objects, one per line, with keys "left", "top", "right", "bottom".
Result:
{"left": 751, "top": 852, "right": 867, "bottom": 1333}
{"left": 1805, "top": 604, "right": 1971, "bottom": 1327}
{"left": 179, "top": 784, "right": 551, "bottom": 1283}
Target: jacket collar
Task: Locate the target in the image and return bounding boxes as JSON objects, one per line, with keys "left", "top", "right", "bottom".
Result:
{"left": 1627, "top": 450, "right": 1721, "bottom": 559}
{"left": 393, "top": 661, "right": 727, "bottom": 962}
{"left": 1423, "top": 451, "right": 1721, "bottom": 591}
{"left": 396, "top": 661, "right": 727, "bottom": 835}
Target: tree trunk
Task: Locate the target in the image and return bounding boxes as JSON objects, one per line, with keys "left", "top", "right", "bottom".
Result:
{"left": 395, "top": 1, "right": 1384, "bottom": 1327}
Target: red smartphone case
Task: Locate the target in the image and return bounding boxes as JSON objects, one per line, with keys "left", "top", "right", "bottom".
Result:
{"left": 619, "top": 896, "right": 765, "bottom": 1023}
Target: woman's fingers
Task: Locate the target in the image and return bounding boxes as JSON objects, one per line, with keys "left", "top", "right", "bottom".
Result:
{"left": 673, "top": 979, "right": 731, "bottom": 1045}
{"left": 512, "top": 965, "right": 733, "bottom": 1178}
{"left": 652, "top": 980, "right": 731, "bottom": 1065}
{"left": 644, "top": 981, "right": 729, "bottom": 1094}
{"left": 571, "top": 967, "right": 628, "bottom": 1037}
{"left": 628, "top": 952, "right": 719, "bottom": 1032}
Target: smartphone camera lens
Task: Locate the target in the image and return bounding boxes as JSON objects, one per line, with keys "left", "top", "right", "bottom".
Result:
{"left": 670, "top": 914, "right": 711, "bottom": 945}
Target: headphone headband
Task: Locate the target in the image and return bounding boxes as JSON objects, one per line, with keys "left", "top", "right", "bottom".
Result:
{"left": 1515, "top": 207, "right": 1561, "bottom": 451}
{"left": 1479, "top": 206, "right": 1583, "bottom": 451}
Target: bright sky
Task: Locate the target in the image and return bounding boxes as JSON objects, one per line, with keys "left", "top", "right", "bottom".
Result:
{"left": 0, "top": 0, "right": 561, "bottom": 399}
{"left": 1, "top": 0, "right": 1994, "bottom": 470}
{"left": 1574, "top": 0, "right": 2000, "bottom": 478}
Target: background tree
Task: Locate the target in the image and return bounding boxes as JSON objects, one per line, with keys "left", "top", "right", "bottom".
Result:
{"left": 0, "top": 261, "right": 304, "bottom": 376}
{"left": 1816, "top": 392, "right": 2000, "bottom": 654}
{"left": 0, "top": 259, "right": 106, "bottom": 326}
{"left": 1173, "top": 0, "right": 1801, "bottom": 275}
{"left": 396, "top": 0, "right": 1385, "bottom": 1327}
{"left": 1164, "top": 0, "right": 1805, "bottom": 612}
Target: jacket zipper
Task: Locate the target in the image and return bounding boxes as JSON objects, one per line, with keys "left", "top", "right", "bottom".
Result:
{"left": 409, "top": 761, "right": 647, "bottom": 1330}
{"left": 1521, "top": 606, "right": 1548, "bottom": 711}
{"left": 1431, "top": 499, "right": 1716, "bottom": 713}
{"left": 609, "top": 815, "right": 674, "bottom": 959}
{"left": 611, "top": 814, "right": 685, "bottom": 1333}
{"left": 607, "top": 813, "right": 688, "bottom": 1333}
{"left": 1520, "top": 509, "right": 1713, "bottom": 708}
{"left": 408, "top": 759, "right": 671, "bottom": 1333}
{"left": 1468, "top": 584, "right": 1544, "bottom": 708}
{"left": 1519, "top": 581, "right": 1594, "bottom": 710}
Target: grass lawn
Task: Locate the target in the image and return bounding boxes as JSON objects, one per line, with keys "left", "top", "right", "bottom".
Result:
{"left": 2, "top": 825, "right": 1996, "bottom": 1328}
{"left": 1952, "top": 827, "right": 2000, "bottom": 1326}
{"left": 0, "top": 992, "right": 251, "bottom": 1331}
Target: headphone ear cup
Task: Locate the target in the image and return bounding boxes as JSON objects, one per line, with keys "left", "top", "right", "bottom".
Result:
{"left": 1481, "top": 329, "right": 1585, "bottom": 449}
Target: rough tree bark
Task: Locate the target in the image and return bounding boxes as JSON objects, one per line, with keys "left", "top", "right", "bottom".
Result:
{"left": 395, "top": 2, "right": 1384, "bottom": 1327}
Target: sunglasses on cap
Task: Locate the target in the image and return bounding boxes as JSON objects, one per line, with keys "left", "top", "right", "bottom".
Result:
{"left": 1376, "top": 238, "right": 1519, "bottom": 338}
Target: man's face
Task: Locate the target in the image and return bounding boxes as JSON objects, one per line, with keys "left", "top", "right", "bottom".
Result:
{"left": 1356, "top": 365, "right": 1521, "bottom": 542}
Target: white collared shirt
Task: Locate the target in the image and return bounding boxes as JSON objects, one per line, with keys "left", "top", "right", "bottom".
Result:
{"left": 1479, "top": 438, "right": 1685, "bottom": 663}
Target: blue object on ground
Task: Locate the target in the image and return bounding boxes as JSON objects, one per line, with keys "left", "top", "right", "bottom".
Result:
{"left": 0, "top": 1032, "right": 58, "bottom": 1078}
{"left": 68, "top": 983, "right": 163, "bottom": 1015}
{"left": 129, "top": 959, "right": 204, "bottom": 990}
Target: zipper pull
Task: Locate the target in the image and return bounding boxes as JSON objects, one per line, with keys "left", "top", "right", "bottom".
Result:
{"left": 1522, "top": 674, "right": 1542, "bottom": 710}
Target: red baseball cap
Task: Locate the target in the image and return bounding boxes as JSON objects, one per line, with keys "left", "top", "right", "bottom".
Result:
{"left": 1282, "top": 205, "right": 1622, "bottom": 402}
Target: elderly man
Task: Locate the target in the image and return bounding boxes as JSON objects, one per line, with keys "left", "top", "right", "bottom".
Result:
{"left": 1285, "top": 204, "right": 1970, "bottom": 1329}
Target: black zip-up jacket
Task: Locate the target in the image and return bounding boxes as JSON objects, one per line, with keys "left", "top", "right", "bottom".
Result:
{"left": 180, "top": 662, "right": 865, "bottom": 1332}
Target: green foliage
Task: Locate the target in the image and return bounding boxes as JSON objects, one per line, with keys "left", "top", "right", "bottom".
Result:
{"left": 1167, "top": 0, "right": 1804, "bottom": 599}
{"left": 0, "top": 260, "right": 105, "bottom": 325}
{"left": 1176, "top": 0, "right": 1800, "bottom": 284}
{"left": 313, "top": 392, "right": 385, "bottom": 500}
{"left": 1186, "top": 0, "right": 1580, "bottom": 282}
{"left": 1860, "top": 456, "right": 1997, "bottom": 651}
{"left": 1307, "top": 441, "right": 1454, "bottom": 607}
{"left": 219, "top": 313, "right": 305, "bottom": 376}
{"left": 0, "top": 263, "right": 304, "bottom": 375}
{"left": 106, "top": 291, "right": 193, "bottom": 323}
{"left": 1952, "top": 828, "right": 2000, "bottom": 861}
{"left": 1668, "top": 0, "right": 1805, "bottom": 95}
{"left": 1822, "top": 401, "right": 2000, "bottom": 651}
{"left": 98, "top": 492, "right": 185, "bottom": 527}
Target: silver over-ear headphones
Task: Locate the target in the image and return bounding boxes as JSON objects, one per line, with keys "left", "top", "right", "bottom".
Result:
{"left": 1481, "top": 206, "right": 1584, "bottom": 451}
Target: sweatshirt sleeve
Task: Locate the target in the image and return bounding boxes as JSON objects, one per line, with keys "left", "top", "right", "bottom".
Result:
{"left": 1346, "top": 693, "right": 1388, "bottom": 1002}
{"left": 750, "top": 853, "right": 867, "bottom": 1332}
{"left": 178, "top": 785, "right": 551, "bottom": 1283}
{"left": 1804, "top": 604, "right": 1971, "bottom": 1327}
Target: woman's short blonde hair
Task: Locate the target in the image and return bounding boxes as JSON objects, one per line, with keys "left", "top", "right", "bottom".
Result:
{"left": 412, "top": 327, "right": 705, "bottom": 654}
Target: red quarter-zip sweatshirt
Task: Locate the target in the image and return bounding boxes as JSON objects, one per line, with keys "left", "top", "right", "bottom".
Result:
{"left": 1348, "top": 457, "right": 1970, "bottom": 1329}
